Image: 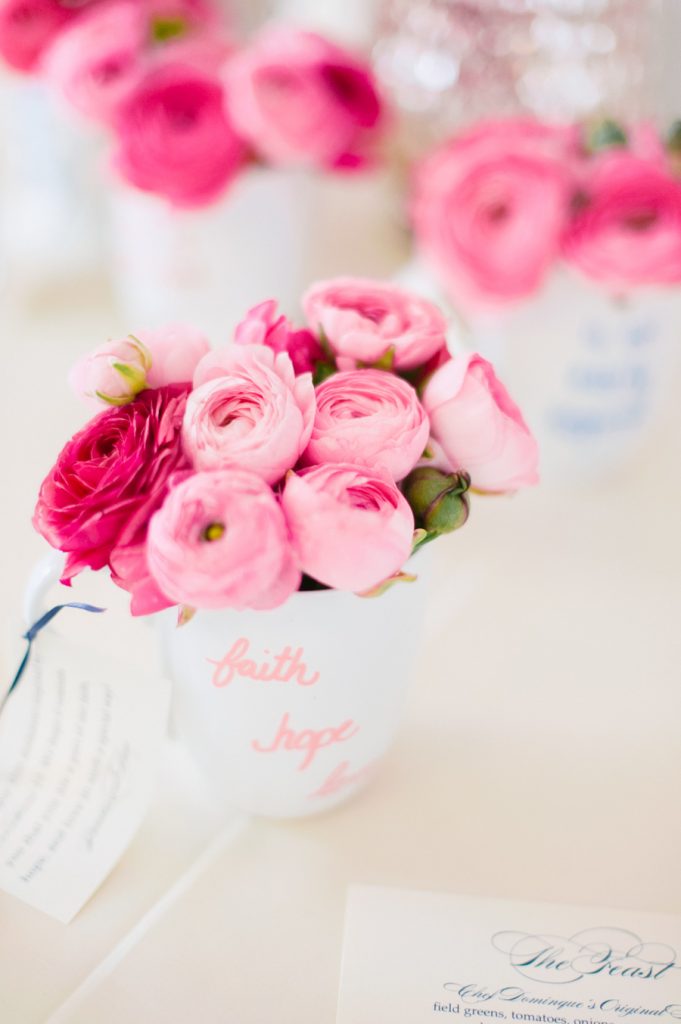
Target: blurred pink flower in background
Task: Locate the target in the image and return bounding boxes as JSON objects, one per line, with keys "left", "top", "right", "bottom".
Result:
{"left": 235, "top": 301, "right": 323, "bottom": 376}
{"left": 422, "top": 353, "right": 539, "bottom": 493}
{"left": 282, "top": 463, "right": 414, "bottom": 592}
{"left": 224, "top": 27, "right": 385, "bottom": 170}
{"left": 42, "top": 0, "right": 146, "bottom": 120}
{"left": 0, "top": 0, "right": 88, "bottom": 72}
{"left": 303, "top": 277, "right": 448, "bottom": 369}
{"left": 413, "top": 118, "right": 575, "bottom": 314}
{"left": 111, "top": 53, "right": 245, "bottom": 207}
{"left": 563, "top": 151, "right": 681, "bottom": 290}
{"left": 147, "top": 468, "right": 301, "bottom": 609}
{"left": 305, "top": 369, "right": 429, "bottom": 482}
{"left": 184, "top": 344, "right": 315, "bottom": 483}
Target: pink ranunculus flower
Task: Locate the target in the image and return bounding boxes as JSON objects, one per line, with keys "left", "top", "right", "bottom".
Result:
{"left": 282, "top": 463, "right": 414, "bottom": 592}
{"left": 69, "top": 324, "right": 210, "bottom": 405}
{"left": 140, "top": 323, "right": 210, "bottom": 387}
{"left": 42, "top": 1, "right": 146, "bottom": 122}
{"left": 111, "top": 53, "right": 246, "bottom": 207}
{"left": 235, "top": 300, "right": 323, "bottom": 376}
{"left": 303, "top": 277, "right": 448, "bottom": 370}
{"left": 33, "top": 383, "right": 191, "bottom": 614}
{"left": 184, "top": 344, "right": 315, "bottom": 484}
{"left": 305, "top": 369, "right": 429, "bottom": 482}
{"left": 223, "top": 27, "right": 384, "bottom": 171}
{"left": 413, "top": 118, "right": 576, "bottom": 313}
{"left": 0, "top": 0, "right": 87, "bottom": 73}
{"left": 562, "top": 151, "right": 681, "bottom": 289}
{"left": 146, "top": 468, "right": 300, "bottom": 609}
{"left": 422, "top": 354, "right": 539, "bottom": 493}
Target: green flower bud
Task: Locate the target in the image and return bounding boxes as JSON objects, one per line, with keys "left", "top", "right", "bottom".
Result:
{"left": 585, "top": 119, "right": 628, "bottom": 154}
{"left": 402, "top": 467, "right": 470, "bottom": 535}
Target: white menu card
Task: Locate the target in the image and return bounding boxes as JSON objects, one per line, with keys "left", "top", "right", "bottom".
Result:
{"left": 338, "top": 885, "right": 680, "bottom": 1023}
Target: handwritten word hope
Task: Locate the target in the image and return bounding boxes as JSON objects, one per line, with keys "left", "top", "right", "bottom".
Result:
{"left": 208, "top": 637, "right": 319, "bottom": 689}
{"left": 252, "top": 712, "right": 359, "bottom": 771}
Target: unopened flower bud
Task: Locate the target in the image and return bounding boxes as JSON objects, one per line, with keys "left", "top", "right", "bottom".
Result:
{"left": 402, "top": 466, "right": 470, "bottom": 535}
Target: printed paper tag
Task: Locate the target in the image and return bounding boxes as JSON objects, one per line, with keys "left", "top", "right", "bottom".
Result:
{"left": 0, "top": 635, "right": 171, "bottom": 923}
{"left": 337, "top": 885, "right": 681, "bottom": 1023}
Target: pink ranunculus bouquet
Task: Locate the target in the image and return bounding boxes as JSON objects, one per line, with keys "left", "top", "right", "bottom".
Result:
{"left": 34, "top": 279, "right": 539, "bottom": 617}
{"left": 0, "top": 0, "right": 386, "bottom": 210}
{"left": 413, "top": 117, "right": 681, "bottom": 314}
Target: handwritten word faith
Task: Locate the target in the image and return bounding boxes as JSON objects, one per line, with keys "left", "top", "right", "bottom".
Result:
{"left": 208, "top": 637, "right": 319, "bottom": 689}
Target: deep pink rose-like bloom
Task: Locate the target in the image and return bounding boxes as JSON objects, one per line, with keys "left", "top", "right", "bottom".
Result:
{"left": 184, "top": 344, "right": 315, "bottom": 483}
{"left": 112, "top": 55, "right": 246, "bottom": 207}
{"left": 282, "top": 463, "right": 414, "bottom": 592}
{"left": 33, "top": 384, "right": 190, "bottom": 613}
{"left": 235, "top": 300, "right": 323, "bottom": 376}
{"left": 0, "top": 0, "right": 84, "bottom": 73}
{"left": 305, "top": 369, "right": 429, "bottom": 482}
{"left": 303, "top": 277, "right": 448, "bottom": 370}
{"left": 147, "top": 468, "right": 300, "bottom": 609}
{"left": 422, "top": 354, "right": 539, "bottom": 493}
{"left": 562, "top": 151, "right": 681, "bottom": 289}
{"left": 224, "top": 27, "right": 384, "bottom": 171}
{"left": 42, "top": 1, "right": 145, "bottom": 122}
{"left": 413, "top": 118, "right": 575, "bottom": 313}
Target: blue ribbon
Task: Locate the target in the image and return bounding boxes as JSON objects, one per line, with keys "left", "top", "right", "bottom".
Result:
{"left": 2, "top": 602, "right": 106, "bottom": 714}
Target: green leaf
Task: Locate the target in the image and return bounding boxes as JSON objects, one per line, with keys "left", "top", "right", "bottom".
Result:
{"left": 585, "top": 119, "right": 628, "bottom": 154}
{"left": 358, "top": 571, "right": 418, "bottom": 598}
{"left": 312, "top": 360, "right": 337, "bottom": 386}
{"left": 151, "top": 15, "right": 186, "bottom": 43}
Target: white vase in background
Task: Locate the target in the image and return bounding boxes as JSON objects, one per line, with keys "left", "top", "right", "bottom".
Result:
{"left": 0, "top": 78, "right": 105, "bottom": 299}
{"left": 108, "top": 165, "right": 407, "bottom": 340}
{"left": 159, "top": 564, "right": 429, "bottom": 819}
{"left": 471, "top": 269, "right": 681, "bottom": 483}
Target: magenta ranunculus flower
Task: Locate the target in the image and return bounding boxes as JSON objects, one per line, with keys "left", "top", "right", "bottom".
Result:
{"left": 112, "top": 53, "right": 245, "bottom": 207}
{"left": 413, "top": 118, "right": 575, "bottom": 314}
{"left": 146, "top": 468, "right": 300, "bottom": 609}
{"left": 0, "top": 0, "right": 86, "bottom": 73}
{"left": 305, "top": 369, "right": 429, "bottom": 482}
{"left": 282, "top": 463, "right": 414, "bottom": 592}
{"left": 33, "top": 384, "right": 190, "bottom": 613}
{"left": 235, "top": 300, "right": 323, "bottom": 376}
{"left": 562, "top": 151, "right": 681, "bottom": 289}
{"left": 303, "top": 277, "right": 448, "bottom": 370}
{"left": 223, "top": 27, "right": 384, "bottom": 171}
{"left": 422, "top": 354, "right": 539, "bottom": 494}
{"left": 183, "top": 344, "right": 315, "bottom": 484}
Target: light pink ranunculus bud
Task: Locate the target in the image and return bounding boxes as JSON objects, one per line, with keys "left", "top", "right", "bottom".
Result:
{"left": 412, "top": 118, "right": 575, "bottom": 314}
{"left": 42, "top": 1, "right": 146, "bottom": 123}
{"left": 184, "top": 344, "right": 315, "bottom": 484}
{"left": 235, "top": 300, "right": 323, "bottom": 375}
{"left": 147, "top": 468, "right": 300, "bottom": 610}
{"left": 223, "top": 27, "right": 384, "bottom": 171}
{"left": 112, "top": 54, "right": 246, "bottom": 208}
{"left": 303, "top": 277, "right": 448, "bottom": 370}
{"left": 305, "top": 369, "right": 429, "bottom": 482}
{"left": 282, "top": 463, "right": 414, "bottom": 592}
{"left": 137, "top": 324, "right": 210, "bottom": 388}
{"left": 562, "top": 151, "right": 681, "bottom": 289}
{"left": 68, "top": 334, "right": 151, "bottom": 405}
{"left": 422, "top": 354, "right": 539, "bottom": 494}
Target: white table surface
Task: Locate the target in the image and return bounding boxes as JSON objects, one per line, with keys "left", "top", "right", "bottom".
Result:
{"left": 1, "top": 284, "right": 680, "bottom": 1024}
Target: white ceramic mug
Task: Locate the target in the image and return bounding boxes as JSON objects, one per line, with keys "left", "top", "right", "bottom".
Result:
{"left": 25, "top": 552, "right": 429, "bottom": 819}
{"left": 158, "top": 572, "right": 429, "bottom": 819}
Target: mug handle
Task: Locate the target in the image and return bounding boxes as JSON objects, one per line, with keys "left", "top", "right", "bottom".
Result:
{"left": 23, "top": 550, "right": 66, "bottom": 627}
